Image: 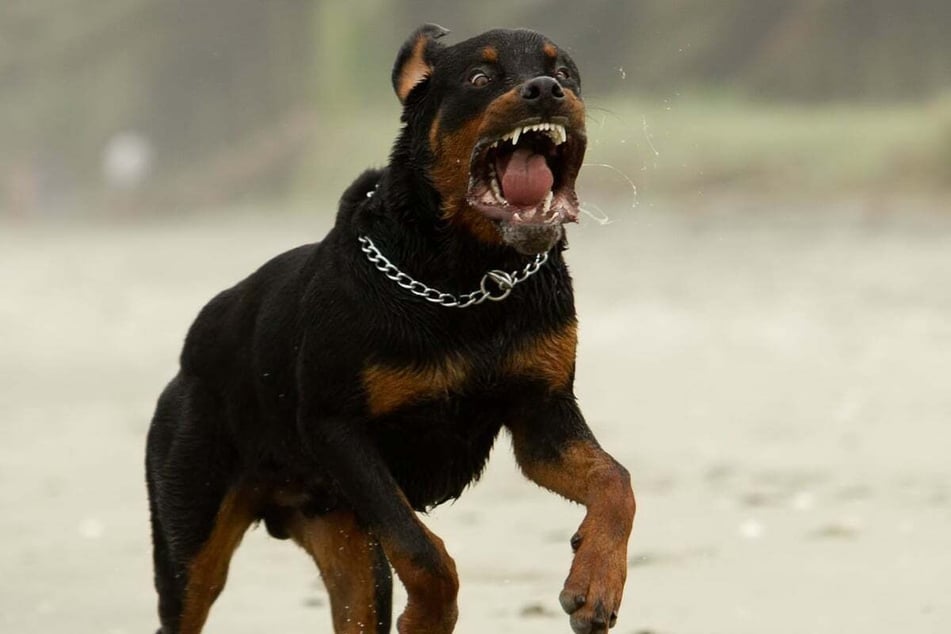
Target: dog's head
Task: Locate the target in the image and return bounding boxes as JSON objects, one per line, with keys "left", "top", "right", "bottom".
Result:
{"left": 392, "top": 25, "right": 586, "bottom": 255}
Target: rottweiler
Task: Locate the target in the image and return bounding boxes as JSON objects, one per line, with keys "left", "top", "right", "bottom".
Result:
{"left": 146, "top": 24, "right": 635, "bottom": 634}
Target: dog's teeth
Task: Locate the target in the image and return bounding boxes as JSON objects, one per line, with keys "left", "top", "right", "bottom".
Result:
{"left": 490, "top": 172, "right": 503, "bottom": 201}
{"left": 543, "top": 190, "right": 554, "bottom": 213}
{"left": 503, "top": 123, "right": 569, "bottom": 146}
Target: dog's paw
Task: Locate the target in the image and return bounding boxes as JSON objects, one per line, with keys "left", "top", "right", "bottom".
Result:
{"left": 557, "top": 537, "right": 626, "bottom": 633}
{"left": 396, "top": 604, "right": 458, "bottom": 634}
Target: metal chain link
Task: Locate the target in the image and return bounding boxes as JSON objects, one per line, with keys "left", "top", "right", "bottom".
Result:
{"left": 357, "top": 235, "right": 548, "bottom": 308}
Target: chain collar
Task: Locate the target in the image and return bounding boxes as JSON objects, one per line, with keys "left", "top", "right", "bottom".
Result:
{"left": 357, "top": 235, "right": 549, "bottom": 308}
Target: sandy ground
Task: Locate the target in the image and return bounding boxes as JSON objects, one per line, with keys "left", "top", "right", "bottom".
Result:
{"left": 1, "top": 196, "right": 950, "bottom": 633}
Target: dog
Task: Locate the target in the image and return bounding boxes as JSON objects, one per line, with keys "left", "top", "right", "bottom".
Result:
{"left": 146, "top": 24, "right": 635, "bottom": 634}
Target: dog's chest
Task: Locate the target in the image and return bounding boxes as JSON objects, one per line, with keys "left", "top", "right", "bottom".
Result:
{"left": 361, "top": 320, "right": 577, "bottom": 418}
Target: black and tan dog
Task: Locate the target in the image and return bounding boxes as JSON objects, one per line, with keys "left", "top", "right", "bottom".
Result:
{"left": 146, "top": 25, "right": 635, "bottom": 634}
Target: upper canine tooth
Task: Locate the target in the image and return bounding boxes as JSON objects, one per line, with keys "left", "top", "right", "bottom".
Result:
{"left": 511, "top": 127, "right": 521, "bottom": 145}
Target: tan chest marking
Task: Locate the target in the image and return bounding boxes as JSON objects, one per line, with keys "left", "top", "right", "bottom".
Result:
{"left": 504, "top": 320, "right": 578, "bottom": 390}
{"left": 363, "top": 354, "right": 470, "bottom": 417}
{"left": 362, "top": 322, "right": 577, "bottom": 416}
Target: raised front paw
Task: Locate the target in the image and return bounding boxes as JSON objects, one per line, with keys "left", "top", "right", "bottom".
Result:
{"left": 557, "top": 534, "right": 627, "bottom": 633}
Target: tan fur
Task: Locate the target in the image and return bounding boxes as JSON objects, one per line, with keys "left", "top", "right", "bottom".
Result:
{"left": 505, "top": 320, "right": 578, "bottom": 389}
{"left": 397, "top": 37, "right": 432, "bottom": 103}
{"left": 511, "top": 438, "right": 634, "bottom": 626}
{"left": 380, "top": 505, "right": 459, "bottom": 633}
{"left": 287, "top": 511, "right": 382, "bottom": 632}
{"left": 363, "top": 355, "right": 470, "bottom": 416}
{"left": 179, "top": 488, "right": 257, "bottom": 633}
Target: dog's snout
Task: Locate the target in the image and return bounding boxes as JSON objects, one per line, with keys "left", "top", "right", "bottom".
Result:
{"left": 519, "top": 76, "right": 565, "bottom": 108}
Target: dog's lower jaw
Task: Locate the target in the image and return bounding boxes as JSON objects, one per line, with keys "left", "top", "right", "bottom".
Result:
{"left": 499, "top": 221, "right": 563, "bottom": 255}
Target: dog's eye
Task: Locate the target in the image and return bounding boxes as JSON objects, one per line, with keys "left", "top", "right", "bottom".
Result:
{"left": 469, "top": 71, "right": 490, "bottom": 88}
{"left": 555, "top": 67, "right": 571, "bottom": 82}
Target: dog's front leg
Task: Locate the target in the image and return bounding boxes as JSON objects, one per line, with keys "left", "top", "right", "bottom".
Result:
{"left": 300, "top": 414, "right": 458, "bottom": 634}
{"left": 508, "top": 395, "right": 635, "bottom": 634}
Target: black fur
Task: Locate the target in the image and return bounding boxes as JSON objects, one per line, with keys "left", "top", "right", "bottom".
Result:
{"left": 146, "top": 26, "right": 608, "bottom": 633}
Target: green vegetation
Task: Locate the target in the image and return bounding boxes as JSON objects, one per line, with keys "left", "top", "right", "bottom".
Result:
{"left": 291, "top": 94, "right": 951, "bottom": 208}
{"left": 583, "top": 94, "right": 951, "bottom": 197}
{"left": 1, "top": 1, "right": 949, "bottom": 215}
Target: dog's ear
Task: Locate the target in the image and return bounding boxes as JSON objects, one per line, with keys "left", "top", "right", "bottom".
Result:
{"left": 392, "top": 23, "right": 449, "bottom": 104}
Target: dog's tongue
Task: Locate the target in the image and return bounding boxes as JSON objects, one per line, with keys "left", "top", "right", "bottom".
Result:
{"left": 498, "top": 148, "right": 553, "bottom": 207}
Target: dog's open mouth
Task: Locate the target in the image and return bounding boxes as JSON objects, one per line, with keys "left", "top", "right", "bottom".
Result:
{"left": 466, "top": 117, "right": 584, "bottom": 227}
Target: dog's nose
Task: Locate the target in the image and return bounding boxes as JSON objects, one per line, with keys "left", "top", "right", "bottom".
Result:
{"left": 519, "top": 76, "right": 565, "bottom": 109}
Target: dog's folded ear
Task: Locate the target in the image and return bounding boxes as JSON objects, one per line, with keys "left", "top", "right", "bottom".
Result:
{"left": 392, "top": 23, "right": 450, "bottom": 104}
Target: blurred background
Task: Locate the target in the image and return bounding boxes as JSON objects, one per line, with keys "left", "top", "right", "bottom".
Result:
{"left": 2, "top": 0, "right": 949, "bottom": 214}
{"left": 1, "top": 2, "right": 950, "bottom": 633}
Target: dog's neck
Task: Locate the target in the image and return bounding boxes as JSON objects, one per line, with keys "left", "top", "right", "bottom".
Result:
{"left": 356, "top": 162, "right": 561, "bottom": 292}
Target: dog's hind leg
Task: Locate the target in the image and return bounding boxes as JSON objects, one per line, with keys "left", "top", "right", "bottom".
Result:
{"left": 173, "top": 486, "right": 257, "bottom": 633}
{"left": 146, "top": 376, "right": 255, "bottom": 633}
{"left": 287, "top": 510, "right": 393, "bottom": 633}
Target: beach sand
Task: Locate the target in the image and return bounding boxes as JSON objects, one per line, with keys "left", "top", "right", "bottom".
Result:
{"left": 1, "top": 196, "right": 949, "bottom": 633}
